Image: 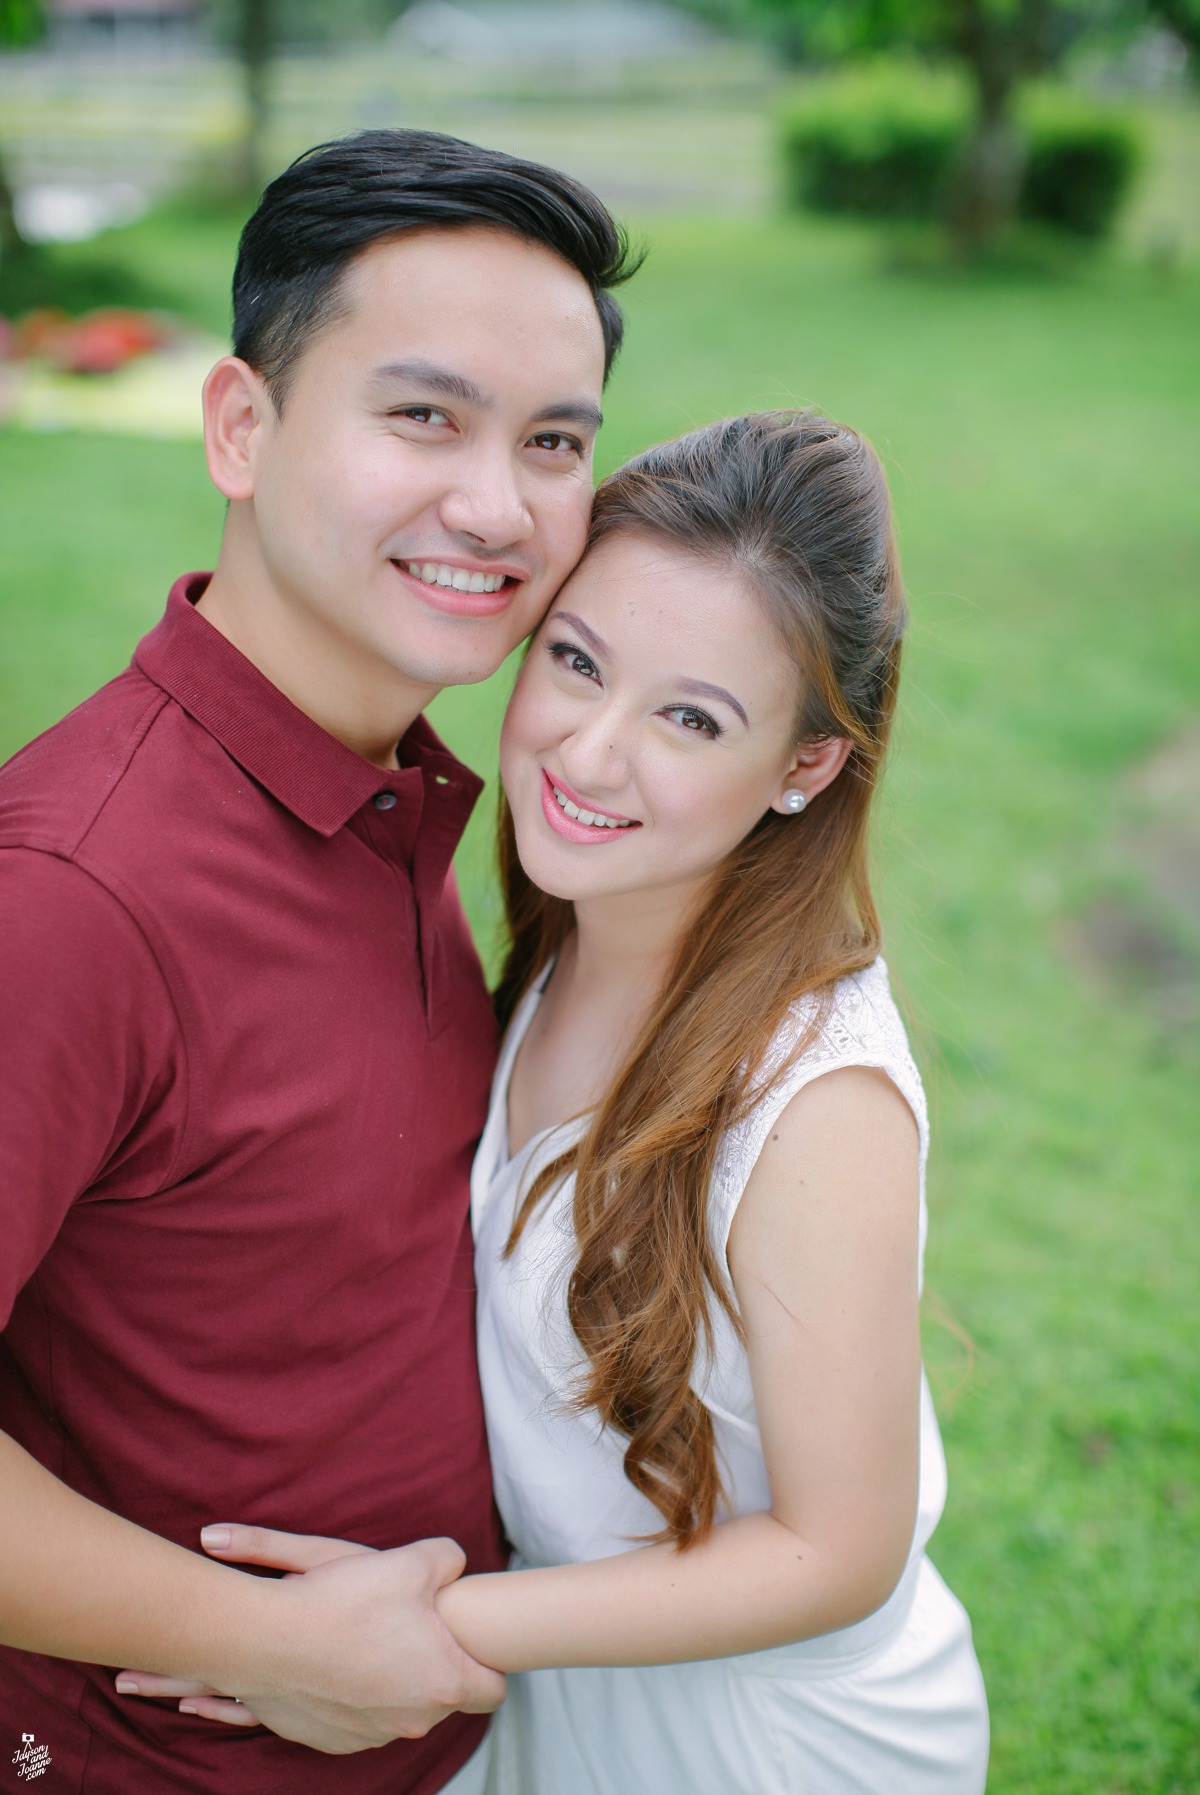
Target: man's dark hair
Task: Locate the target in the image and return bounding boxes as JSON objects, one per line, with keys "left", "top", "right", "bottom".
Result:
{"left": 232, "top": 129, "right": 642, "bottom": 409}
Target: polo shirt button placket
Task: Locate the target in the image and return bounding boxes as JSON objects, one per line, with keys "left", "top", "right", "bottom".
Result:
{"left": 373, "top": 792, "right": 398, "bottom": 812}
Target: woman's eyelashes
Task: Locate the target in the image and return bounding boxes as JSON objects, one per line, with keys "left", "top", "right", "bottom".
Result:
{"left": 547, "top": 640, "right": 600, "bottom": 682}
{"left": 546, "top": 641, "right": 724, "bottom": 740}
{"left": 663, "top": 705, "right": 723, "bottom": 740}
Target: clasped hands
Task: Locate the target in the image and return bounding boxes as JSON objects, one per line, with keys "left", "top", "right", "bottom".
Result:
{"left": 114, "top": 1526, "right": 505, "bottom": 1754}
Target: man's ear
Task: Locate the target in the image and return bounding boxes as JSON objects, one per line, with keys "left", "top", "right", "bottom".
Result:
{"left": 202, "top": 357, "right": 271, "bottom": 503}
{"left": 770, "top": 735, "right": 854, "bottom": 815}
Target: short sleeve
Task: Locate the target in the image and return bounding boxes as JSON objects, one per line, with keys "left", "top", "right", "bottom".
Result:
{"left": 709, "top": 959, "right": 929, "bottom": 1276}
{"left": 0, "top": 847, "right": 186, "bottom": 1326}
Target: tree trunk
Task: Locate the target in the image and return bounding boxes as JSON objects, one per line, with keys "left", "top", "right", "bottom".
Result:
{"left": 235, "top": 0, "right": 274, "bottom": 198}
{"left": 946, "top": 0, "right": 1027, "bottom": 258}
{"left": 0, "top": 144, "right": 34, "bottom": 295}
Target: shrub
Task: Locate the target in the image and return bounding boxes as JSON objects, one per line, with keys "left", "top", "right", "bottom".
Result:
{"left": 780, "top": 62, "right": 1142, "bottom": 243}
{"left": 1020, "top": 92, "right": 1142, "bottom": 239}
{"left": 780, "top": 63, "right": 967, "bottom": 220}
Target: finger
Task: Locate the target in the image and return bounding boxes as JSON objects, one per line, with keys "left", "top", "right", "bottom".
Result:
{"left": 456, "top": 1666, "right": 507, "bottom": 1716}
{"left": 414, "top": 1535, "right": 468, "bottom": 1590}
{"left": 199, "top": 1523, "right": 372, "bottom": 1572}
{"left": 115, "top": 1673, "right": 217, "bottom": 1700}
{"left": 179, "top": 1696, "right": 261, "bottom": 1727}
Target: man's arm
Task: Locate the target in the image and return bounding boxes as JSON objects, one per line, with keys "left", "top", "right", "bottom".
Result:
{"left": 0, "top": 850, "right": 503, "bottom": 1747}
{"left": 0, "top": 1430, "right": 503, "bottom": 1750}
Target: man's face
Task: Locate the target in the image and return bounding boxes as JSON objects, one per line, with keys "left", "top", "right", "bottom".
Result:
{"left": 237, "top": 226, "right": 607, "bottom": 700}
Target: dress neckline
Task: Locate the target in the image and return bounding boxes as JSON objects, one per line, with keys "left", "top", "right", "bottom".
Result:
{"left": 496, "top": 964, "right": 591, "bottom": 1170}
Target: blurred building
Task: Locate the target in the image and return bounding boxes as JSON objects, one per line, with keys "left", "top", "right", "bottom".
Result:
{"left": 46, "top": 0, "right": 204, "bottom": 57}
{"left": 390, "top": 2, "right": 712, "bottom": 67}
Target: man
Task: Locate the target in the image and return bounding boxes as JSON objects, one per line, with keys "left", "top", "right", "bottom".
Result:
{"left": 0, "top": 129, "right": 637, "bottom": 1793}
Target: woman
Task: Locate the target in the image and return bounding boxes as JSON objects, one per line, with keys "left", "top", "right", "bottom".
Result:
{"left": 123, "top": 412, "right": 988, "bottom": 1792}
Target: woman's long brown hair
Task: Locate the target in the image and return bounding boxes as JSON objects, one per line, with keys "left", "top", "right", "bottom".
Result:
{"left": 493, "top": 413, "right": 908, "bottom": 1548}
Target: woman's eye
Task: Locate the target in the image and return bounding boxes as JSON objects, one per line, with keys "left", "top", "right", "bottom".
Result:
{"left": 548, "top": 641, "right": 599, "bottom": 681}
{"left": 667, "top": 706, "right": 722, "bottom": 739}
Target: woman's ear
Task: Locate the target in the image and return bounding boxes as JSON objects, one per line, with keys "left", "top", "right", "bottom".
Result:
{"left": 770, "top": 736, "right": 853, "bottom": 816}
{"left": 201, "top": 356, "right": 271, "bottom": 503}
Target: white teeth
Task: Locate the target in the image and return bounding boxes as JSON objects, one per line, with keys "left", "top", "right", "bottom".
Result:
{"left": 405, "top": 562, "right": 506, "bottom": 594}
{"left": 551, "top": 783, "right": 632, "bottom": 829}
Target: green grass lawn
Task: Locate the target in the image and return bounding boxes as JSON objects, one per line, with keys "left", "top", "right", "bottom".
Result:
{"left": 2, "top": 196, "right": 1198, "bottom": 1792}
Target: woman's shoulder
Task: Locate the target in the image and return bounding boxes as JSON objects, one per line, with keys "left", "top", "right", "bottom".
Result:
{"left": 713, "top": 959, "right": 927, "bottom": 1224}
{"left": 755, "top": 957, "right": 919, "bottom": 1094}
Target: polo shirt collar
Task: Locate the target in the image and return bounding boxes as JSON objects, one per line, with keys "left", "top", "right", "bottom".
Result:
{"left": 135, "top": 574, "right": 483, "bottom": 838}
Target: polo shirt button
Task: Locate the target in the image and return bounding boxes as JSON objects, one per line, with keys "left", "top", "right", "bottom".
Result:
{"left": 373, "top": 792, "right": 397, "bottom": 812}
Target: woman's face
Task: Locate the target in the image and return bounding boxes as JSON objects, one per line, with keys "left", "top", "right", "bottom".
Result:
{"left": 499, "top": 530, "right": 809, "bottom": 911}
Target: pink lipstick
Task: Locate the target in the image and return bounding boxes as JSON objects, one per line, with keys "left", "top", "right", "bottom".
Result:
{"left": 540, "top": 771, "right": 638, "bottom": 845}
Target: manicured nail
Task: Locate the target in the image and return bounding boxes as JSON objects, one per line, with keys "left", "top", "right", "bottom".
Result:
{"left": 115, "top": 1678, "right": 138, "bottom": 1694}
{"left": 201, "top": 1526, "right": 231, "bottom": 1550}
{"left": 179, "top": 1703, "right": 198, "bottom": 1715}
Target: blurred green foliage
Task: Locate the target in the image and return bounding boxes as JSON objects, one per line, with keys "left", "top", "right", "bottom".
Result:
{"left": 781, "top": 61, "right": 1144, "bottom": 238}
{"left": 1, "top": 179, "right": 1198, "bottom": 1792}
{"left": 0, "top": 0, "right": 43, "bottom": 50}
{"left": 1022, "top": 85, "right": 1145, "bottom": 232}
{"left": 780, "top": 61, "right": 966, "bottom": 217}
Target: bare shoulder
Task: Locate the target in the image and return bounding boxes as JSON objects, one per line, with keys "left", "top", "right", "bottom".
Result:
{"left": 728, "top": 1066, "right": 920, "bottom": 1278}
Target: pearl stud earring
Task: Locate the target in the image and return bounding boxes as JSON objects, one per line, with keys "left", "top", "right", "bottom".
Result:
{"left": 782, "top": 791, "right": 808, "bottom": 814}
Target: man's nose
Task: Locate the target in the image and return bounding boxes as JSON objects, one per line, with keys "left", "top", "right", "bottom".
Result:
{"left": 439, "top": 446, "right": 534, "bottom": 549}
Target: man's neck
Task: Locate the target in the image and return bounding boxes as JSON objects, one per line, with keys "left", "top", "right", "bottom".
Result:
{"left": 197, "top": 552, "right": 437, "bottom": 770}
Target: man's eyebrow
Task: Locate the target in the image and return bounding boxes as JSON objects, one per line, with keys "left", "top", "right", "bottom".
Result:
{"left": 676, "top": 679, "right": 749, "bottom": 728}
{"left": 540, "top": 399, "right": 604, "bottom": 434}
{"left": 369, "top": 360, "right": 602, "bottom": 433}
{"left": 370, "top": 358, "right": 490, "bottom": 407}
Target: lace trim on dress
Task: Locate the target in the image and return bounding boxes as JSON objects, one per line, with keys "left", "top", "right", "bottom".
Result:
{"left": 710, "top": 958, "right": 928, "bottom": 1260}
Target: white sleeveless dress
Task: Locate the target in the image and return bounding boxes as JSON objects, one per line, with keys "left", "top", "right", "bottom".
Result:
{"left": 470, "top": 958, "right": 989, "bottom": 1794}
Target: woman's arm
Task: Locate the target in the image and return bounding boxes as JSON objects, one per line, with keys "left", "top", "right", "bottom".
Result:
{"left": 438, "top": 1064, "right": 922, "bottom": 1671}
{"left": 120, "top": 1064, "right": 921, "bottom": 1709}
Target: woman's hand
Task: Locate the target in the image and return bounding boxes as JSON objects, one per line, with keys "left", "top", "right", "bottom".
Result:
{"left": 115, "top": 1524, "right": 503, "bottom": 1741}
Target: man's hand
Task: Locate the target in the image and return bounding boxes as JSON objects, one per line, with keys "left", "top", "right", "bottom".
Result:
{"left": 116, "top": 1526, "right": 505, "bottom": 1753}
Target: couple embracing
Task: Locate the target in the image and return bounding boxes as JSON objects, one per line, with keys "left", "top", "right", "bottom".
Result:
{"left": 0, "top": 131, "right": 988, "bottom": 1794}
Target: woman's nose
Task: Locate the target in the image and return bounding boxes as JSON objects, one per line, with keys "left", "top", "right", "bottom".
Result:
{"left": 559, "top": 709, "right": 630, "bottom": 793}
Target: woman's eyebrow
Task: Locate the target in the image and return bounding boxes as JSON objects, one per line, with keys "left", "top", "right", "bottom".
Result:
{"left": 552, "top": 611, "right": 611, "bottom": 659}
{"left": 675, "top": 679, "right": 749, "bottom": 728}
{"left": 553, "top": 614, "right": 750, "bottom": 726}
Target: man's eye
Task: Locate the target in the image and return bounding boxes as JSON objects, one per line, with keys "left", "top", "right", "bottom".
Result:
{"left": 391, "top": 405, "right": 452, "bottom": 427}
{"left": 529, "top": 432, "right": 580, "bottom": 455}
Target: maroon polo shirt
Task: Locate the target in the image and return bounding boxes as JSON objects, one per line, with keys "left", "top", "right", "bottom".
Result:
{"left": 0, "top": 574, "right": 505, "bottom": 1794}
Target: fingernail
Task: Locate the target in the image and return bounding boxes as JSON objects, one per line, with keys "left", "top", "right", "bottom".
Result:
{"left": 179, "top": 1703, "right": 199, "bottom": 1715}
{"left": 201, "top": 1526, "right": 231, "bottom": 1550}
{"left": 115, "top": 1678, "right": 138, "bottom": 1694}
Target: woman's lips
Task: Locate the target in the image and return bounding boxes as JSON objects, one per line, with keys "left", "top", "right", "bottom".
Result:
{"left": 540, "top": 771, "right": 639, "bottom": 845}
